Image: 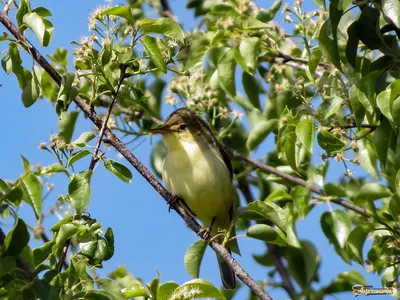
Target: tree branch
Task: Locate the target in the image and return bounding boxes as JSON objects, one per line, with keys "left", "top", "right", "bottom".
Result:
{"left": 228, "top": 149, "right": 369, "bottom": 217}
{"left": 0, "top": 12, "right": 272, "bottom": 300}
{"left": 236, "top": 175, "right": 296, "bottom": 299}
{"left": 159, "top": 0, "right": 175, "bottom": 19}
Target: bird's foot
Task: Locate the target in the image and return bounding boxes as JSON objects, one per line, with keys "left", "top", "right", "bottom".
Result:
{"left": 199, "top": 226, "right": 212, "bottom": 241}
{"left": 167, "top": 195, "right": 180, "bottom": 212}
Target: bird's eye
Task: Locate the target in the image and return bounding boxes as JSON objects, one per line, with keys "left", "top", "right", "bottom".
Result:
{"left": 179, "top": 124, "right": 187, "bottom": 131}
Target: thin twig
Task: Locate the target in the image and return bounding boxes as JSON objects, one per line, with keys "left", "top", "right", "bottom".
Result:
{"left": 236, "top": 174, "right": 296, "bottom": 299}
{"left": 0, "top": 12, "right": 272, "bottom": 300}
{"left": 89, "top": 65, "right": 127, "bottom": 171}
{"left": 228, "top": 149, "right": 369, "bottom": 217}
{"left": 159, "top": 0, "right": 175, "bottom": 19}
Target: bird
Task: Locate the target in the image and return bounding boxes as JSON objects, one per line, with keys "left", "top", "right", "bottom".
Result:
{"left": 148, "top": 107, "right": 240, "bottom": 290}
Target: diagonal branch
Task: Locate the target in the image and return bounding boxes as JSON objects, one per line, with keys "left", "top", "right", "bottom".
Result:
{"left": 0, "top": 11, "right": 272, "bottom": 300}
{"left": 228, "top": 149, "right": 369, "bottom": 217}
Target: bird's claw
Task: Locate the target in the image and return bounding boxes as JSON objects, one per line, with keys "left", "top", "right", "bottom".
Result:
{"left": 167, "top": 195, "right": 180, "bottom": 212}
{"left": 199, "top": 226, "right": 212, "bottom": 241}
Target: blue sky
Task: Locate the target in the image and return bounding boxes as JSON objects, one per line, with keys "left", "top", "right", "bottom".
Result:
{"left": 0, "top": 1, "right": 384, "bottom": 299}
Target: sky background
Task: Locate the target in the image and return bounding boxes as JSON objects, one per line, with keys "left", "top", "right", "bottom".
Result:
{"left": 0, "top": 1, "right": 385, "bottom": 299}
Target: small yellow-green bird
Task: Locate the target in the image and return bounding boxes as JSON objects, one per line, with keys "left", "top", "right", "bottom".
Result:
{"left": 149, "top": 107, "right": 240, "bottom": 290}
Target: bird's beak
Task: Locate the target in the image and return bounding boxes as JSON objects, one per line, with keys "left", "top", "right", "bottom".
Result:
{"left": 148, "top": 126, "right": 170, "bottom": 135}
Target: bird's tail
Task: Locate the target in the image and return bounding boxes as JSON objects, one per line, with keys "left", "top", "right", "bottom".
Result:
{"left": 217, "top": 252, "right": 236, "bottom": 290}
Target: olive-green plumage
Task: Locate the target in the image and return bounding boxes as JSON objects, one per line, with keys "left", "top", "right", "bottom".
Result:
{"left": 149, "top": 108, "right": 240, "bottom": 290}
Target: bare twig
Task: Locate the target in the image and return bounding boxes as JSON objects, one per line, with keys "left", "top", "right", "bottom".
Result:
{"left": 159, "top": 0, "right": 175, "bottom": 19}
{"left": 89, "top": 65, "right": 127, "bottom": 171}
{"left": 228, "top": 149, "right": 369, "bottom": 217}
{"left": 0, "top": 12, "right": 272, "bottom": 300}
{"left": 237, "top": 175, "right": 296, "bottom": 299}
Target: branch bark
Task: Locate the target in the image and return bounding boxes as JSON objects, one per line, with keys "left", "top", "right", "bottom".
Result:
{"left": 0, "top": 11, "right": 272, "bottom": 300}
{"left": 228, "top": 149, "right": 369, "bottom": 217}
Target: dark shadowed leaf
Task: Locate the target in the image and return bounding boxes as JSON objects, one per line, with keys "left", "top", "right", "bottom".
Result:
{"left": 1, "top": 218, "right": 29, "bottom": 257}
{"left": 320, "top": 210, "right": 351, "bottom": 249}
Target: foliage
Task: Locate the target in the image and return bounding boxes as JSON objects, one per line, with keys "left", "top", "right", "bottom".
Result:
{"left": 1, "top": 0, "right": 400, "bottom": 299}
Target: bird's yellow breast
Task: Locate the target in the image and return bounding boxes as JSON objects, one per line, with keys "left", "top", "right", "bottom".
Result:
{"left": 162, "top": 137, "right": 233, "bottom": 227}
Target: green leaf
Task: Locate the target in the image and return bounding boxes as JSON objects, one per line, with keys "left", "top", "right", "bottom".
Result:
{"left": 307, "top": 49, "right": 322, "bottom": 80}
{"left": 318, "top": 97, "right": 343, "bottom": 120}
{"left": 68, "top": 170, "right": 92, "bottom": 214}
{"left": 184, "top": 240, "right": 207, "bottom": 279}
{"left": 349, "top": 85, "right": 365, "bottom": 129}
{"left": 138, "top": 18, "right": 184, "bottom": 42}
{"left": 21, "top": 173, "right": 42, "bottom": 219}
{"left": 1, "top": 218, "right": 29, "bottom": 257}
{"left": 377, "top": 90, "right": 394, "bottom": 124}
{"left": 149, "top": 271, "right": 160, "bottom": 299}
{"left": 72, "top": 132, "right": 96, "bottom": 148}
{"left": 67, "top": 150, "right": 92, "bottom": 167}
{"left": 390, "top": 196, "right": 400, "bottom": 220}
{"left": 255, "top": 0, "right": 282, "bottom": 22}
{"left": 21, "top": 155, "right": 30, "bottom": 173}
{"left": 345, "top": 22, "right": 358, "bottom": 68}
{"left": 124, "top": 283, "right": 149, "bottom": 298}
{"left": 142, "top": 35, "right": 166, "bottom": 73}
{"left": 320, "top": 210, "right": 351, "bottom": 249}
{"left": 151, "top": 140, "right": 167, "bottom": 178}
{"left": 56, "top": 73, "right": 78, "bottom": 115}
{"left": 242, "top": 72, "right": 260, "bottom": 109}
{"left": 97, "top": 278, "right": 125, "bottom": 300}
{"left": 84, "top": 290, "right": 116, "bottom": 300}
{"left": 296, "top": 119, "right": 315, "bottom": 154}
{"left": 246, "top": 224, "right": 277, "bottom": 241}
{"left": 382, "top": 0, "right": 400, "bottom": 29}
{"left": 104, "top": 159, "right": 132, "bottom": 183}
{"left": 33, "top": 241, "right": 54, "bottom": 266}
{"left": 169, "top": 279, "right": 226, "bottom": 300}
{"left": 240, "top": 201, "right": 300, "bottom": 247}
{"left": 239, "top": 37, "right": 259, "bottom": 73}
{"left": 38, "top": 163, "right": 68, "bottom": 175}
{"left": 157, "top": 282, "right": 179, "bottom": 300}
{"left": 291, "top": 186, "right": 311, "bottom": 219}
{"left": 286, "top": 240, "right": 320, "bottom": 289}
{"left": 356, "top": 183, "right": 392, "bottom": 203}
{"left": 246, "top": 119, "right": 278, "bottom": 151}
{"left": 345, "top": 225, "right": 371, "bottom": 264}
{"left": 218, "top": 48, "right": 236, "bottom": 97}
{"left": 0, "top": 257, "right": 16, "bottom": 279}
{"left": 58, "top": 111, "right": 79, "bottom": 143}
{"left": 23, "top": 12, "right": 53, "bottom": 47}
{"left": 372, "top": 117, "right": 396, "bottom": 168}
{"left": 102, "top": 5, "right": 136, "bottom": 24}
{"left": 317, "top": 129, "right": 345, "bottom": 154}
{"left": 319, "top": 5, "right": 342, "bottom": 71}
{"left": 284, "top": 131, "right": 298, "bottom": 171}
{"left": 21, "top": 66, "right": 40, "bottom": 107}
{"left": 264, "top": 189, "right": 291, "bottom": 202}
{"left": 16, "top": 0, "right": 32, "bottom": 26}
{"left": 55, "top": 223, "right": 77, "bottom": 247}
